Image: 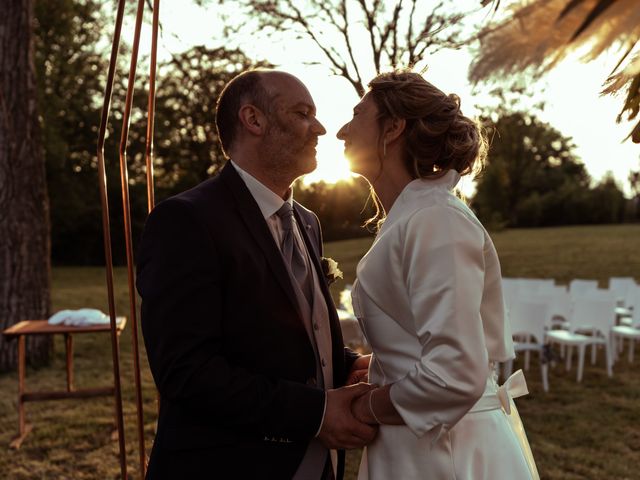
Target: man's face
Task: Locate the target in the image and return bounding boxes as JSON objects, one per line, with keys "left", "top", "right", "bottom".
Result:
{"left": 261, "top": 74, "right": 327, "bottom": 179}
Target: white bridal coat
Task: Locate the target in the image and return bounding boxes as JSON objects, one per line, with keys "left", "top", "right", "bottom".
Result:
{"left": 352, "top": 171, "right": 538, "bottom": 480}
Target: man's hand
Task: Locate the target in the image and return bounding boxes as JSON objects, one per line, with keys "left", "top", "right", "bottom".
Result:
{"left": 346, "top": 354, "right": 371, "bottom": 385}
{"left": 318, "top": 383, "right": 378, "bottom": 449}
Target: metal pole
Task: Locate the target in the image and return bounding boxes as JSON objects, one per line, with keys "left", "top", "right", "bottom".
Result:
{"left": 118, "top": 0, "right": 148, "bottom": 477}
{"left": 145, "top": 0, "right": 160, "bottom": 213}
{"left": 95, "top": 0, "right": 128, "bottom": 477}
{"left": 146, "top": 0, "right": 163, "bottom": 425}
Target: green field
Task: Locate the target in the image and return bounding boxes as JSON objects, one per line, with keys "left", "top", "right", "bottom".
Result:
{"left": 1, "top": 224, "right": 639, "bottom": 479}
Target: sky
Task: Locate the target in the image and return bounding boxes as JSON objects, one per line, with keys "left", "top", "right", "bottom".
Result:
{"left": 127, "top": 0, "right": 640, "bottom": 197}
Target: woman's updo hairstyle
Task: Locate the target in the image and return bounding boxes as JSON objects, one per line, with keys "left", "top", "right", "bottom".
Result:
{"left": 368, "top": 70, "right": 486, "bottom": 178}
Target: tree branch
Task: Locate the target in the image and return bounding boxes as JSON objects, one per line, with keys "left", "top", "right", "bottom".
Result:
{"left": 355, "top": 0, "right": 382, "bottom": 73}
{"left": 339, "top": 0, "right": 365, "bottom": 93}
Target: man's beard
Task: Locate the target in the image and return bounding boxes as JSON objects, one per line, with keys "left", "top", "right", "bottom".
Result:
{"left": 262, "top": 122, "right": 317, "bottom": 179}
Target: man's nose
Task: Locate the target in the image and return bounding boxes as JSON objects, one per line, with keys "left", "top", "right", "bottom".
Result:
{"left": 313, "top": 117, "right": 327, "bottom": 136}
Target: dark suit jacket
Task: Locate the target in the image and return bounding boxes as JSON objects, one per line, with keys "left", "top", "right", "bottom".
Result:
{"left": 137, "top": 162, "right": 358, "bottom": 479}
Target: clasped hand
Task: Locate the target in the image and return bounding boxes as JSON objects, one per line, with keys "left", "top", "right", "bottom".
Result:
{"left": 317, "top": 383, "right": 378, "bottom": 449}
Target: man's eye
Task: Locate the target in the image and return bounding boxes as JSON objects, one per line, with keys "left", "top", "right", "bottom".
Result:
{"left": 298, "top": 111, "right": 309, "bottom": 118}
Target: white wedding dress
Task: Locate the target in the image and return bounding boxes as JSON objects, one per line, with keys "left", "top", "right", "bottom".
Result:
{"left": 352, "top": 171, "right": 539, "bottom": 480}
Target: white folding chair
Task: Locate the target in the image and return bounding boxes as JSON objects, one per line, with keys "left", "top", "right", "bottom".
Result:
{"left": 617, "top": 284, "right": 640, "bottom": 325}
{"left": 504, "top": 295, "right": 550, "bottom": 392}
{"left": 609, "top": 277, "right": 637, "bottom": 307}
{"left": 339, "top": 283, "right": 353, "bottom": 315}
{"left": 501, "top": 278, "right": 520, "bottom": 312}
{"left": 520, "top": 278, "right": 556, "bottom": 293}
{"left": 545, "top": 286, "right": 572, "bottom": 329}
{"left": 336, "top": 308, "right": 366, "bottom": 349}
{"left": 569, "top": 279, "right": 598, "bottom": 298}
{"left": 546, "top": 293, "right": 616, "bottom": 382}
{"left": 611, "top": 286, "right": 640, "bottom": 362}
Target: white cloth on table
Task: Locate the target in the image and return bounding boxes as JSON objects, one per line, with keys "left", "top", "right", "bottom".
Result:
{"left": 352, "top": 170, "right": 538, "bottom": 480}
{"left": 48, "top": 308, "right": 115, "bottom": 326}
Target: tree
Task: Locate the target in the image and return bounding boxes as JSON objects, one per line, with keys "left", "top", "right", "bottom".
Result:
{"left": 630, "top": 168, "right": 640, "bottom": 198}
{"left": 627, "top": 166, "right": 639, "bottom": 220}
{"left": 470, "top": 0, "right": 640, "bottom": 143}
{"left": 589, "top": 173, "right": 627, "bottom": 224}
{"left": 224, "top": 0, "right": 469, "bottom": 95}
{"left": 295, "top": 177, "right": 375, "bottom": 241}
{"left": 34, "top": 0, "right": 114, "bottom": 265}
{"left": 472, "top": 109, "right": 592, "bottom": 227}
{"left": 0, "top": 0, "right": 52, "bottom": 370}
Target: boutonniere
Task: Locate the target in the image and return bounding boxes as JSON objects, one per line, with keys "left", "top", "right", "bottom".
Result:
{"left": 321, "top": 257, "right": 343, "bottom": 285}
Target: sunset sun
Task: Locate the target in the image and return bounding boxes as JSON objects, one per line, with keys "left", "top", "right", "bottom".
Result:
{"left": 303, "top": 137, "right": 355, "bottom": 184}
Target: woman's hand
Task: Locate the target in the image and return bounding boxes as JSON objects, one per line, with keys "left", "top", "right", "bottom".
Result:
{"left": 347, "top": 354, "right": 372, "bottom": 385}
{"left": 351, "top": 388, "right": 379, "bottom": 425}
{"left": 354, "top": 384, "right": 406, "bottom": 426}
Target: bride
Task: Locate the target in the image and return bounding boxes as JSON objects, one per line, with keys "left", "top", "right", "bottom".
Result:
{"left": 337, "top": 71, "right": 539, "bottom": 480}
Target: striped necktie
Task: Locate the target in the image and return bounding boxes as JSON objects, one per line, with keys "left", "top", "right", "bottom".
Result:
{"left": 276, "top": 203, "right": 312, "bottom": 305}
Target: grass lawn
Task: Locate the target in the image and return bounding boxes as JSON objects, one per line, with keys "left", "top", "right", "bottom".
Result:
{"left": 1, "top": 224, "right": 639, "bottom": 479}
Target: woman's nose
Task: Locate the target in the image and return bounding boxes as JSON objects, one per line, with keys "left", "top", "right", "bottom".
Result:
{"left": 336, "top": 123, "right": 348, "bottom": 140}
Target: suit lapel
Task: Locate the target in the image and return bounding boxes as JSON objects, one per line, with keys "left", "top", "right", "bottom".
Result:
{"left": 293, "top": 205, "right": 341, "bottom": 330}
{"left": 219, "top": 163, "right": 304, "bottom": 322}
{"left": 294, "top": 205, "right": 347, "bottom": 387}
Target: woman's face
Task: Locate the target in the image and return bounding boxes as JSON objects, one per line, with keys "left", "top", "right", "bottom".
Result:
{"left": 336, "top": 93, "right": 382, "bottom": 178}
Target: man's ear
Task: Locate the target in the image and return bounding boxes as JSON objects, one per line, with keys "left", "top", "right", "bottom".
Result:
{"left": 238, "top": 104, "right": 267, "bottom": 137}
{"left": 384, "top": 117, "right": 406, "bottom": 144}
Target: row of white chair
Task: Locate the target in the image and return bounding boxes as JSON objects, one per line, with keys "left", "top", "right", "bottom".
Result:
{"left": 337, "top": 279, "right": 639, "bottom": 389}
{"left": 503, "top": 279, "right": 640, "bottom": 393}
{"left": 503, "top": 277, "right": 640, "bottom": 311}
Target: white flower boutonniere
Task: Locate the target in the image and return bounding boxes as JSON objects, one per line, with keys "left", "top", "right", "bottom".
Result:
{"left": 321, "top": 257, "right": 343, "bottom": 285}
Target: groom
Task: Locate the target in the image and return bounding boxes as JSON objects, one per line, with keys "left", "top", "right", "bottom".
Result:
{"left": 137, "top": 69, "right": 375, "bottom": 479}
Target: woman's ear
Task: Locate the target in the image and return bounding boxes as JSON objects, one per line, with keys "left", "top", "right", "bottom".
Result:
{"left": 238, "top": 104, "right": 267, "bottom": 136}
{"left": 384, "top": 117, "right": 406, "bottom": 144}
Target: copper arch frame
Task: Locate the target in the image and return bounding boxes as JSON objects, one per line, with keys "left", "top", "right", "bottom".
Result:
{"left": 96, "top": 0, "right": 161, "bottom": 477}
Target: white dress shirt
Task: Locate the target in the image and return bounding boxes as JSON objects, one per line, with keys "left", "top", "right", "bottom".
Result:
{"left": 230, "top": 160, "right": 328, "bottom": 437}
{"left": 231, "top": 160, "right": 307, "bottom": 253}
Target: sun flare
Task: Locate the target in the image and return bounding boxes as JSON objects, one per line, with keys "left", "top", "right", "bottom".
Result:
{"left": 303, "top": 137, "right": 355, "bottom": 185}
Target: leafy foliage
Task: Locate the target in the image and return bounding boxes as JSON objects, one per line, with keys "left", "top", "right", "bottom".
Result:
{"left": 35, "top": 0, "right": 113, "bottom": 264}
{"left": 295, "top": 177, "right": 375, "bottom": 241}
{"left": 471, "top": 0, "right": 640, "bottom": 143}
{"left": 473, "top": 109, "right": 629, "bottom": 227}
{"left": 35, "top": 0, "right": 268, "bottom": 264}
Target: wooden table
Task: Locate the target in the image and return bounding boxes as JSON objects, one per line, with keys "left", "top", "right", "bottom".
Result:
{"left": 2, "top": 318, "right": 127, "bottom": 449}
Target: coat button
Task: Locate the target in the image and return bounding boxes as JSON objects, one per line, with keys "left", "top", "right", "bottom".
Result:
{"left": 306, "top": 377, "right": 317, "bottom": 386}
{"left": 313, "top": 323, "right": 319, "bottom": 331}
{"left": 321, "top": 358, "right": 327, "bottom": 367}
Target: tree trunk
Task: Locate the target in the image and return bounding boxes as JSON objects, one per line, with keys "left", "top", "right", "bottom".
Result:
{"left": 0, "top": 0, "right": 52, "bottom": 371}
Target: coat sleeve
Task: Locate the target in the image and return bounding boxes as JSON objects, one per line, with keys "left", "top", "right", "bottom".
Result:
{"left": 136, "top": 198, "right": 324, "bottom": 440}
{"left": 389, "top": 205, "right": 490, "bottom": 438}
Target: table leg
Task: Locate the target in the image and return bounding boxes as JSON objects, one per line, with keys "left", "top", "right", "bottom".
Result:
{"left": 110, "top": 332, "right": 121, "bottom": 442}
{"left": 10, "top": 335, "right": 32, "bottom": 449}
{"left": 65, "top": 333, "right": 74, "bottom": 391}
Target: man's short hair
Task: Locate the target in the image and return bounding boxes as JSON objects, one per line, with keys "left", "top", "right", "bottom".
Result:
{"left": 215, "top": 70, "right": 272, "bottom": 157}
